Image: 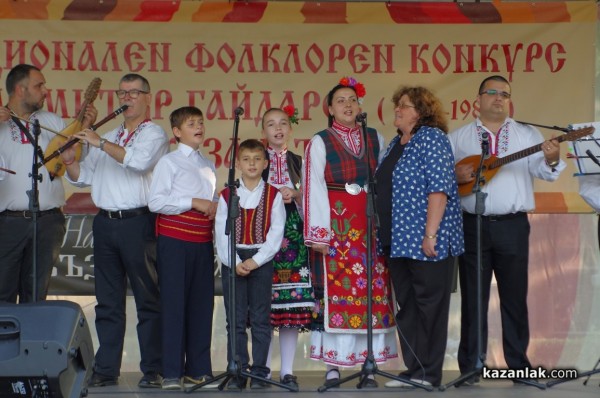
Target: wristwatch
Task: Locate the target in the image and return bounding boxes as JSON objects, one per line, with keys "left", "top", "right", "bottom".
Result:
{"left": 546, "top": 159, "right": 559, "bottom": 171}
{"left": 99, "top": 138, "right": 107, "bottom": 151}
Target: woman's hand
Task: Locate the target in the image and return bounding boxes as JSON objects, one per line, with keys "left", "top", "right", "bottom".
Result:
{"left": 422, "top": 236, "right": 438, "bottom": 257}
{"left": 311, "top": 244, "right": 329, "bottom": 255}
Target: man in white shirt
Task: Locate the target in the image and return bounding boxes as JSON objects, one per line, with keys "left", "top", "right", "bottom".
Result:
{"left": 61, "top": 73, "right": 169, "bottom": 389}
{"left": 448, "top": 75, "right": 565, "bottom": 385}
{"left": 0, "top": 64, "right": 95, "bottom": 303}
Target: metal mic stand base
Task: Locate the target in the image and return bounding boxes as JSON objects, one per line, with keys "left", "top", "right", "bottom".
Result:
{"left": 185, "top": 360, "right": 298, "bottom": 393}
{"left": 317, "top": 357, "right": 434, "bottom": 392}
{"left": 439, "top": 367, "right": 482, "bottom": 391}
{"left": 546, "top": 357, "right": 600, "bottom": 388}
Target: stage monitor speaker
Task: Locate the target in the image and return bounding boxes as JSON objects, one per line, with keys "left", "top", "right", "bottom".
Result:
{"left": 0, "top": 300, "right": 94, "bottom": 398}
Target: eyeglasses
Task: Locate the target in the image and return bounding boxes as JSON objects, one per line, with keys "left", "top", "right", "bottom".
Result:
{"left": 115, "top": 89, "right": 149, "bottom": 99}
{"left": 397, "top": 103, "right": 415, "bottom": 109}
{"left": 479, "top": 89, "right": 511, "bottom": 99}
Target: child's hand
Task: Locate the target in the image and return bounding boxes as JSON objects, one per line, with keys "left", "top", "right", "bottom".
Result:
{"left": 243, "top": 258, "right": 259, "bottom": 272}
{"left": 192, "top": 198, "right": 213, "bottom": 216}
{"left": 279, "top": 186, "right": 299, "bottom": 204}
{"left": 236, "top": 259, "right": 258, "bottom": 276}
{"left": 206, "top": 201, "right": 218, "bottom": 220}
{"left": 235, "top": 262, "right": 250, "bottom": 276}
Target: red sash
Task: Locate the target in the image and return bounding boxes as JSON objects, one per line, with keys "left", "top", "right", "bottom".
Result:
{"left": 156, "top": 210, "right": 213, "bottom": 243}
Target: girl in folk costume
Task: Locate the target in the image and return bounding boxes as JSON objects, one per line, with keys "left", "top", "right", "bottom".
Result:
{"left": 302, "top": 77, "right": 397, "bottom": 387}
{"left": 261, "top": 107, "right": 315, "bottom": 389}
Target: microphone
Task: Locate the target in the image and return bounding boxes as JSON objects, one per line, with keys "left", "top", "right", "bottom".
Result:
{"left": 234, "top": 107, "right": 244, "bottom": 116}
{"left": 586, "top": 149, "right": 600, "bottom": 168}
{"left": 355, "top": 112, "right": 367, "bottom": 123}
{"left": 481, "top": 132, "right": 491, "bottom": 159}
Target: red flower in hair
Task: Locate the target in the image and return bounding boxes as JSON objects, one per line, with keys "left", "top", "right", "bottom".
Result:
{"left": 338, "top": 76, "right": 366, "bottom": 104}
{"left": 354, "top": 83, "right": 366, "bottom": 98}
{"left": 282, "top": 105, "right": 299, "bottom": 125}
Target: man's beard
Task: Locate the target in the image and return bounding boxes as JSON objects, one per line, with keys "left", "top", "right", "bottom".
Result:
{"left": 23, "top": 100, "right": 42, "bottom": 115}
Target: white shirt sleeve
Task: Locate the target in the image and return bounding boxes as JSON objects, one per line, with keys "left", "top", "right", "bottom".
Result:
{"left": 302, "top": 135, "right": 332, "bottom": 246}
{"left": 148, "top": 156, "right": 191, "bottom": 214}
{"left": 122, "top": 125, "right": 169, "bottom": 172}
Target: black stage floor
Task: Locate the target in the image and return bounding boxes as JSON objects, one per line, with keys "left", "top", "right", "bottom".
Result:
{"left": 85, "top": 371, "right": 599, "bottom": 397}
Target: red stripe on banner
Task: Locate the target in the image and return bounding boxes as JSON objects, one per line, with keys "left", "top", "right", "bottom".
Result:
{"left": 386, "top": 3, "right": 430, "bottom": 23}
{"left": 223, "top": 1, "right": 268, "bottom": 22}
{"left": 457, "top": 3, "right": 502, "bottom": 23}
{"left": 134, "top": 0, "right": 181, "bottom": 22}
{"left": 420, "top": 3, "right": 472, "bottom": 23}
{"left": 530, "top": 3, "right": 570, "bottom": 23}
{"left": 63, "top": 0, "right": 118, "bottom": 21}
{"left": 191, "top": 2, "right": 233, "bottom": 22}
{"left": 301, "top": 2, "right": 347, "bottom": 23}
{"left": 387, "top": 3, "right": 467, "bottom": 24}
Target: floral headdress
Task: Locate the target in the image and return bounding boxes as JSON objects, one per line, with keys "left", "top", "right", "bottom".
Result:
{"left": 339, "top": 76, "right": 366, "bottom": 104}
{"left": 282, "top": 105, "right": 299, "bottom": 125}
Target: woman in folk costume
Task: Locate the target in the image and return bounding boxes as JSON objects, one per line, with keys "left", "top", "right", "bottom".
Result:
{"left": 261, "top": 107, "right": 315, "bottom": 389}
{"left": 302, "top": 77, "right": 397, "bottom": 387}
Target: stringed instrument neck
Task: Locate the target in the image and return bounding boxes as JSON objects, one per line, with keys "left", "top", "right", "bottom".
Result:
{"left": 489, "top": 133, "right": 573, "bottom": 170}
{"left": 43, "top": 77, "right": 101, "bottom": 177}
{"left": 457, "top": 126, "right": 595, "bottom": 197}
{"left": 70, "top": 78, "right": 102, "bottom": 127}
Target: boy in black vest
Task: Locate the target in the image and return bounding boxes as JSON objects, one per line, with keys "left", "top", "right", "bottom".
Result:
{"left": 215, "top": 139, "right": 285, "bottom": 390}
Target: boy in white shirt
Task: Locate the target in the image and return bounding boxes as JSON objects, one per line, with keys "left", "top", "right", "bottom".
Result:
{"left": 149, "top": 106, "right": 218, "bottom": 390}
{"left": 215, "top": 139, "right": 285, "bottom": 390}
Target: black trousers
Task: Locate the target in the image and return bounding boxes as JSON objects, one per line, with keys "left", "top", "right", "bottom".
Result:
{"left": 92, "top": 212, "right": 161, "bottom": 377}
{"left": 386, "top": 255, "right": 454, "bottom": 387}
{"left": 0, "top": 212, "right": 65, "bottom": 303}
{"left": 458, "top": 212, "right": 532, "bottom": 373}
{"left": 157, "top": 236, "right": 214, "bottom": 379}
{"left": 221, "top": 249, "right": 273, "bottom": 378}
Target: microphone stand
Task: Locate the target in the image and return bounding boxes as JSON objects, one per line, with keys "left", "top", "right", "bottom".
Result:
{"left": 317, "top": 113, "right": 432, "bottom": 392}
{"left": 10, "top": 117, "right": 44, "bottom": 303}
{"left": 441, "top": 137, "right": 545, "bottom": 390}
{"left": 441, "top": 134, "right": 489, "bottom": 390}
{"left": 29, "top": 120, "right": 43, "bottom": 303}
{"left": 185, "top": 108, "right": 295, "bottom": 393}
{"left": 515, "top": 120, "right": 570, "bottom": 133}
